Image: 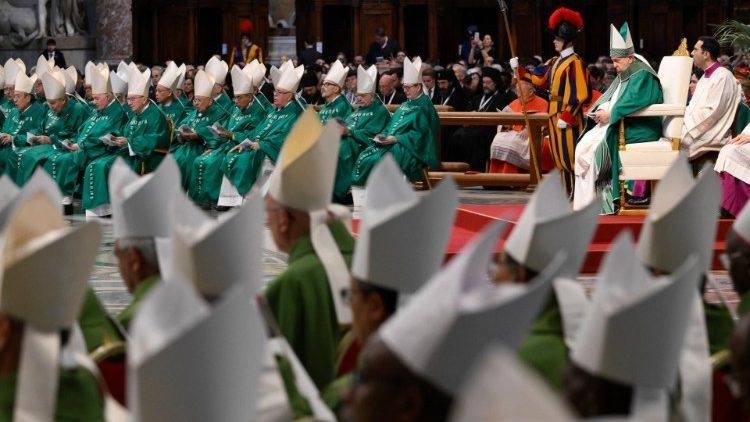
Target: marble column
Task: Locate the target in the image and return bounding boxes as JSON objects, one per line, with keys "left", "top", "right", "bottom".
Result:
{"left": 95, "top": 0, "right": 133, "bottom": 62}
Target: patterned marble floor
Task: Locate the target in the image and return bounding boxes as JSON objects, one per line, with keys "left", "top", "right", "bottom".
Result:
{"left": 77, "top": 186, "right": 738, "bottom": 315}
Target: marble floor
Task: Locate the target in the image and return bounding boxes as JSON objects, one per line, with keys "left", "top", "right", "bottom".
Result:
{"left": 78, "top": 187, "right": 738, "bottom": 316}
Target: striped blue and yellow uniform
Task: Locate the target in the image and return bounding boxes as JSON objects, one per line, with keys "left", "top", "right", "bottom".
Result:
{"left": 531, "top": 53, "right": 589, "bottom": 195}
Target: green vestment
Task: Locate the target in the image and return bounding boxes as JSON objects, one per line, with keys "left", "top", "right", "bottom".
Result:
{"left": 82, "top": 102, "right": 170, "bottom": 210}
{"left": 582, "top": 61, "right": 663, "bottom": 214}
{"left": 352, "top": 94, "right": 437, "bottom": 185}
{"left": 222, "top": 100, "right": 303, "bottom": 195}
{"left": 338, "top": 101, "right": 390, "bottom": 192}
{"left": 13, "top": 99, "right": 88, "bottom": 186}
{"left": 264, "top": 221, "right": 354, "bottom": 390}
{"left": 189, "top": 99, "right": 268, "bottom": 205}
{"left": 318, "top": 95, "right": 353, "bottom": 201}
{"left": 117, "top": 275, "right": 160, "bottom": 332}
{"left": 0, "top": 101, "right": 45, "bottom": 179}
{"left": 0, "top": 368, "right": 104, "bottom": 421}
{"left": 158, "top": 99, "right": 185, "bottom": 129}
{"left": 171, "top": 103, "right": 229, "bottom": 189}
{"left": 214, "top": 91, "right": 233, "bottom": 113}
{"left": 78, "top": 287, "right": 124, "bottom": 353}
{"left": 517, "top": 296, "right": 568, "bottom": 391}
{"left": 43, "top": 100, "right": 126, "bottom": 197}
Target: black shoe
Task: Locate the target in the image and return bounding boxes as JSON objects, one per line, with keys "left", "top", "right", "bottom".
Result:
{"left": 215, "top": 205, "right": 232, "bottom": 212}
{"left": 334, "top": 192, "right": 353, "bottom": 206}
{"left": 625, "top": 192, "right": 650, "bottom": 206}
{"left": 63, "top": 204, "right": 74, "bottom": 215}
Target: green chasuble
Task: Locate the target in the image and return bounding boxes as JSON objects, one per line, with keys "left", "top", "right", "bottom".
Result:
{"left": 582, "top": 60, "right": 663, "bottom": 214}
{"left": 78, "top": 287, "right": 124, "bottom": 353}
{"left": 352, "top": 93, "right": 437, "bottom": 185}
{"left": 338, "top": 101, "right": 390, "bottom": 192}
{"left": 318, "top": 95, "right": 353, "bottom": 201}
{"left": 176, "top": 94, "right": 193, "bottom": 113}
{"left": 256, "top": 91, "right": 273, "bottom": 111}
{"left": 13, "top": 99, "right": 88, "bottom": 186}
{"left": 518, "top": 296, "right": 568, "bottom": 391}
{"left": 158, "top": 99, "right": 186, "bottom": 130}
{"left": 0, "top": 96, "right": 14, "bottom": 121}
{"left": 264, "top": 221, "right": 355, "bottom": 390}
{"left": 71, "top": 94, "right": 94, "bottom": 119}
{"left": 124, "top": 101, "right": 171, "bottom": 173}
{"left": 704, "top": 301, "right": 734, "bottom": 356}
{"left": 118, "top": 100, "right": 134, "bottom": 121}
{"left": 117, "top": 275, "right": 160, "bottom": 332}
{"left": 318, "top": 94, "right": 352, "bottom": 124}
{"left": 214, "top": 91, "right": 233, "bottom": 113}
{"left": 171, "top": 103, "right": 229, "bottom": 189}
{"left": 44, "top": 100, "right": 126, "bottom": 197}
{"left": 0, "top": 368, "right": 104, "bottom": 421}
{"left": 189, "top": 99, "right": 269, "bottom": 205}
{"left": 321, "top": 373, "right": 353, "bottom": 416}
{"left": 0, "top": 101, "right": 45, "bottom": 179}
{"left": 83, "top": 102, "right": 170, "bottom": 210}
{"left": 222, "top": 100, "right": 303, "bottom": 195}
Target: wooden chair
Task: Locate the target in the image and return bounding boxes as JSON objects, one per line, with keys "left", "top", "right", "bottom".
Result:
{"left": 617, "top": 40, "right": 692, "bottom": 215}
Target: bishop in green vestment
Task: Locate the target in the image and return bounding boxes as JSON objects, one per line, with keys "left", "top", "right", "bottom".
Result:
{"left": 0, "top": 94, "right": 45, "bottom": 179}
{"left": 171, "top": 70, "right": 230, "bottom": 190}
{"left": 265, "top": 220, "right": 354, "bottom": 390}
{"left": 222, "top": 93, "right": 303, "bottom": 196}
{"left": 81, "top": 103, "right": 166, "bottom": 214}
{"left": 78, "top": 287, "right": 125, "bottom": 353}
{"left": 338, "top": 95, "right": 390, "bottom": 202}
{"left": 318, "top": 87, "right": 353, "bottom": 202}
{"left": 123, "top": 100, "right": 171, "bottom": 173}
{"left": 0, "top": 368, "right": 105, "bottom": 421}
{"left": 44, "top": 96, "right": 126, "bottom": 200}
{"left": 13, "top": 92, "right": 88, "bottom": 186}
{"left": 83, "top": 81, "right": 171, "bottom": 214}
{"left": 172, "top": 98, "right": 229, "bottom": 190}
{"left": 189, "top": 84, "right": 268, "bottom": 205}
{"left": 352, "top": 89, "right": 437, "bottom": 185}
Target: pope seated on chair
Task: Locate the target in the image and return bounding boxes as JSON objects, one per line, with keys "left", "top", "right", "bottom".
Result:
{"left": 573, "top": 22, "right": 663, "bottom": 214}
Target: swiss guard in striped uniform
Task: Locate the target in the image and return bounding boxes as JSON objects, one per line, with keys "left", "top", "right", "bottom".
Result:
{"left": 511, "top": 7, "right": 588, "bottom": 196}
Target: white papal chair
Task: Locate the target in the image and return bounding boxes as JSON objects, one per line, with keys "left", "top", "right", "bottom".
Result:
{"left": 617, "top": 39, "right": 692, "bottom": 214}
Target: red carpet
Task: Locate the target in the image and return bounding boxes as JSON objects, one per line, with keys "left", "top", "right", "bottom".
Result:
{"left": 353, "top": 204, "right": 733, "bottom": 274}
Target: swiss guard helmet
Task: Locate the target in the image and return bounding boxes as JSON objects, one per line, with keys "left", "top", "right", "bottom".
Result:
{"left": 548, "top": 7, "right": 584, "bottom": 43}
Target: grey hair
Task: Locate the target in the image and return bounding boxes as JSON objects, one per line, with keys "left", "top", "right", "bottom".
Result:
{"left": 151, "top": 65, "right": 164, "bottom": 73}
{"left": 117, "top": 236, "right": 159, "bottom": 268}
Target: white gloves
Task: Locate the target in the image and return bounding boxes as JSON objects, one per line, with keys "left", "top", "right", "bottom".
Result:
{"left": 509, "top": 57, "right": 519, "bottom": 70}
{"left": 557, "top": 119, "right": 568, "bottom": 130}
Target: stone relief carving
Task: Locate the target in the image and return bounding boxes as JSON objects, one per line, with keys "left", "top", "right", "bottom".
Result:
{"left": 0, "top": 0, "right": 87, "bottom": 46}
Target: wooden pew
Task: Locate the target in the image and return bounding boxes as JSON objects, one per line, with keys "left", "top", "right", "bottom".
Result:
{"left": 432, "top": 111, "right": 551, "bottom": 190}
{"left": 311, "top": 101, "right": 550, "bottom": 189}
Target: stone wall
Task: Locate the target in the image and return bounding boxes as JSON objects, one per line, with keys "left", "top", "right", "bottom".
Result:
{"left": 0, "top": 0, "right": 132, "bottom": 71}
